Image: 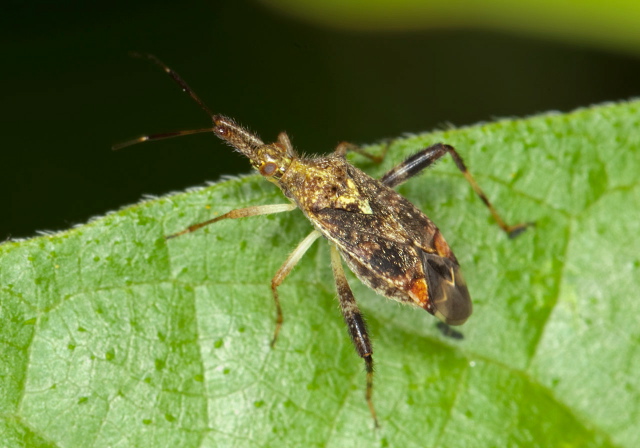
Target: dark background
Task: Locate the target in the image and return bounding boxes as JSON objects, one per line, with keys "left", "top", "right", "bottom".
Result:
{"left": 3, "top": 0, "right": 640, "bottom": 240}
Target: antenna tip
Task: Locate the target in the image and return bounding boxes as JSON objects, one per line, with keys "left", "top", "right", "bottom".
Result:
{"left": 112, "top": 136, "right": 148, "bottom": 151}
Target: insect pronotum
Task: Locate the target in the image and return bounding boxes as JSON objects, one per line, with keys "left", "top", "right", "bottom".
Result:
{"left": 115, "top": 54, "right": 529, "bottom": 427}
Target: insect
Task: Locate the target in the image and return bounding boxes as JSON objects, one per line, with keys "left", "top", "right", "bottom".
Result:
{"left": 116, "top": 54, "right": 529, "bottom": 427}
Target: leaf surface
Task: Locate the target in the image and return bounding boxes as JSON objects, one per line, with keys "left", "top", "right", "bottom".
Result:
{"left": 2, "top": 101, "right": 639, "bottom": 447}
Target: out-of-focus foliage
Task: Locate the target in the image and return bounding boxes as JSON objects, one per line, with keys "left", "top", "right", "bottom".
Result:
{"left": 261, "top": 0, "right": 640, "bottom": 54}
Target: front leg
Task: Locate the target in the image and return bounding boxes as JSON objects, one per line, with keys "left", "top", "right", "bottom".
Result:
{"left": 330, "top": 245, "right": 378, "bottom": 428}
{"left": 165, "top": 203, "right": 297, "bottom": 239}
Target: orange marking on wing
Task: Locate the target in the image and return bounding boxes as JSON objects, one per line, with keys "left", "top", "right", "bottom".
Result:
{"left": 408, "top": 278, "right": 432, "bottom": 312}
{"left": 434, "top": 230, "right": 453, "bottom": 258}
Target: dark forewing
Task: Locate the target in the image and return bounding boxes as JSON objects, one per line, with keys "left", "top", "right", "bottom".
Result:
{"left": 305, "top": 163, "right": 471, "bottom": 324}
{"left": 309, "top": 163, "right": 442, "bottom": 262}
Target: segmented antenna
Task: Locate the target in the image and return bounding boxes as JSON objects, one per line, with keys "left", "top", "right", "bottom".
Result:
{"left": 130, "top": 53, "right": 215, "bottom": 117}
{"left": 113, "top": 53, "right": 216, "bottom": 151}
{"left": 112, "top": 128, "right": 216, "bottom": 151}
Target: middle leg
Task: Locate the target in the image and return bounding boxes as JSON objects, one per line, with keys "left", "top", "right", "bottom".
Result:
{"left": 334, "top": 141, "right": 390, "bottom": 164}
{"left": 270, "top": 230, "right": 322, "bottom": 347}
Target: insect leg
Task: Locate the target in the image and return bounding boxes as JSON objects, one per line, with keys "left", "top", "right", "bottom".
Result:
{"left": 334, "top": 141, "right": 390, "bottom": 164}
{"left": 166, "top": 203, "right": 297, "bottom": 239}
{"left": 380, "top": 143, "right": 454, "bottom": 187}
{"left": 380, "top": 143, "right": 530, "bottom": 238}
{"left": 270, "top": 230, "right": 322, "bottom": 347}
{"left": 330, "top": 245, "right": 379, "bottom": 427}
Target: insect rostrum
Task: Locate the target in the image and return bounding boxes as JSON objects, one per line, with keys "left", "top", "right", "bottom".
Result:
{"left": 116, "top": 54, "right": 529, "bottom": 427}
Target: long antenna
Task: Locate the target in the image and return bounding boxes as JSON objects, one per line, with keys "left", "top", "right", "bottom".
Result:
{"left": 113, "top": 53, "right": 219, "bottom": 151}
{"left": 130, "top": 52, "right": 215, "bottom": 117}
{"left": 114, "top": 53, "right": 264, "bottom": 155}
{"left": 112, "top": 128, "right": 215, "bottom": 151}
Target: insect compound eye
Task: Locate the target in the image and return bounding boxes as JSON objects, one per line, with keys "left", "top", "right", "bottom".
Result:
{"left": 214, "top": 125, "right": 229, "bottom": 138}
{"left": 260, "top": 161, "right": 279, "bottom": 177}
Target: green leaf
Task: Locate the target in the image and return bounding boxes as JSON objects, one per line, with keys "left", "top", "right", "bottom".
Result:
{"left": 261, "top": 0, "right": 640, "bottom": 55}
{"left": 2, "top": 100, "right": 639, "bottom": 447}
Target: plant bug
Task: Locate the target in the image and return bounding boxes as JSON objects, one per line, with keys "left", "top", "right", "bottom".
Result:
{"left": 115, "top": 54, "right": 529, "bottom": 427}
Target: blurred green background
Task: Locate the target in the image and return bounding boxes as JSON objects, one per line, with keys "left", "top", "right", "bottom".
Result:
{"left": 3, "top": 0, "right": 640, "bottom": 240}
